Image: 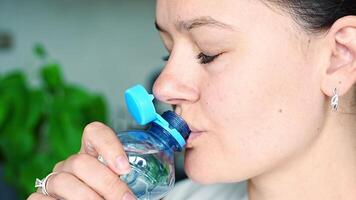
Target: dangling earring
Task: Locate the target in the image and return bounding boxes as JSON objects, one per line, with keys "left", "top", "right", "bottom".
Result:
{"left": 331, "top": 88, "right": 339, "bottom": 112}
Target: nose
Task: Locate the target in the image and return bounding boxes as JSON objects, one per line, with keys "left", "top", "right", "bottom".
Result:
{"left": 152, "top": 65, "right": 199, "bottom": 107}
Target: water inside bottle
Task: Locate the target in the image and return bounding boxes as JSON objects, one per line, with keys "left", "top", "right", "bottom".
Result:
{"left": 121, "top": 149, "right": 174, "bottom": 200}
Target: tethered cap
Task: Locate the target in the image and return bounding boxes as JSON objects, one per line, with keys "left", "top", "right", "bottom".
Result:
{"left": 124, "top": 84, "right": 190, "bottom": 149}
{"left": 124, "top": 84, "right": 156, "bottom": 125}
{"left": 162, "top": 111, "right": 191, "bottom": 140}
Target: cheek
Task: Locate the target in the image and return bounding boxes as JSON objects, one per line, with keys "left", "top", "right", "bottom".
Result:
{"left": 184, "top": 39, "right": 326, "bottom": 183}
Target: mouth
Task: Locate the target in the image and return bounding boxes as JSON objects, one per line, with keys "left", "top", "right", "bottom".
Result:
{"left": 186, "top": 126, "right": 205, "bottom": 148}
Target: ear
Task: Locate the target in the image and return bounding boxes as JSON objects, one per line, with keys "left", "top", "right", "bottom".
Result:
{"left": 321, "top": 16, "right": 356, "bottom": 97}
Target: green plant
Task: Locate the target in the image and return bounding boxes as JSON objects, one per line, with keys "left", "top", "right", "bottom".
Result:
{"left": 0, "top": 44, "right": 108, "bottom": 198}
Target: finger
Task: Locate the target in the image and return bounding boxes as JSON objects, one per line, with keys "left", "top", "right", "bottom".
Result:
{"left": 80, "top": 122, "right": 131, "bottom": 175}
{"left": 53, "top": 161, "right": 64, "bottom": 172}
{"left": 27, "top": 192, "right": 55, "bottom": 200}
{"left": 62, "top": 153, "right": 136, "bottom": 200}
{"left": 45, "top": 171, "right": 103, "bottom": 200}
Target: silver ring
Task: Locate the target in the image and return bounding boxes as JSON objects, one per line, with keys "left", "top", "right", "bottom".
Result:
{"left": 35, "top": 172, "right": 58, "bottom": 196}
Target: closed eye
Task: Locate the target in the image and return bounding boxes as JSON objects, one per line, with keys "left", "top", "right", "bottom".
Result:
{"left": 197, "top": 53, "right": 220, "bottom": 64}
{"left": 162, "top": 52, "right": 220, "bottom": 64}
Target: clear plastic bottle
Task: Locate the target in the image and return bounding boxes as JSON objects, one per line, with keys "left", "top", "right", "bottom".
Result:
{"left": 117, "top": 85, "right": 191, "bottom": 200}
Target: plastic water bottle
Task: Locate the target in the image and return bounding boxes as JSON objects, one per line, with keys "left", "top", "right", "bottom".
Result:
{"left": 117, "top": 85, "right": 191, "bottom": 200}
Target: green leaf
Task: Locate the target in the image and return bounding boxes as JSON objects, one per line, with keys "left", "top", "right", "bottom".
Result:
{"left": 64, "top": 85, "right": 91, "bottom": 108}
{"left": 84, "top": 95, "right": 107, "bottom": 123}
{"left": 47, "top": 101, "right": 70, "bottom": 158}
{"left": 0, "top": 44, "right": 109, "bottom": 199}
{"left": 18, "top": 154, "right": 57, "bottom": 197}
{"left": 3, "top": 160, "right": 18, "bottom": 185}
{"left": 25, "top": 89, "right": 46, "bottom": 130}
{"left": 40, "top": 63, "right": 65, "bottom": 93}
{"left": 48, "top": 118, "right": 81, "bottom": 159}
{"left": 0, "top": 72, "right": 30, "bottom": 145}
{"left": 0, "top": 97, "right": 9, "bottom": 129}
{"left": 0, "top": 73, "right": 30, "bottom": 132}
{"left": 61, "top": 111, "right": 82, "bottom": 154}
{"left": 0, "top": 127, "right": 34, "bottom": 160}
{"left": 33, "top": 43, "right": 47, "bottom": 59}
{"left": 47, "top": 97, "right": 81, "bottom": 158}
{"left": 0, "top": 71, "right": 27, "bottom": 91}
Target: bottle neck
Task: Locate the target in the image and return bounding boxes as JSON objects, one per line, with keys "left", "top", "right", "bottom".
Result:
{"left": 147, "top": 122, "right": 182, "bottom": 151}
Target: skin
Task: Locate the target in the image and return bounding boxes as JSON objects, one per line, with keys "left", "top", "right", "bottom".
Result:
{"left": 28, "top": 0, "right": 356, "bottom": 200}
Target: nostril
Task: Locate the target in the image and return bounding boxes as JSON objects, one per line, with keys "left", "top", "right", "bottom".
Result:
{"left": 174, "top": 106, "right": 182, "bottom": 115}
{"left": 166, "top": 98, "right": 190, "bottom": 105}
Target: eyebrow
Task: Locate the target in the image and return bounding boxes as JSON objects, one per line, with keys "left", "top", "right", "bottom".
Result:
{"left": 155, "top": 16, "right": 234, "bottom": 32}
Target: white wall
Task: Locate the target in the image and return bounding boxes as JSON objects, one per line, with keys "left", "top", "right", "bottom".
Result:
{"left": 0, "top": 0, "right": 168, "bottom": 127}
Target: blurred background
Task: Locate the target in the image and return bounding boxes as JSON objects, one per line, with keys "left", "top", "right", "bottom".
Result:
{"left": 0, "top": 0, "right": 186, "bottom": 199}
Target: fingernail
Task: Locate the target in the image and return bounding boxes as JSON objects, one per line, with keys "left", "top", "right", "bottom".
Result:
{"left": 122, "top": 192, "right": 136, "bottom": 200}
{"left": 115, "top": 155, "right": 131, "bottom": 174}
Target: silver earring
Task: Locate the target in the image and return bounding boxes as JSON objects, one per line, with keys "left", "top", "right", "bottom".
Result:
{"left": 331, "top": 88, "right": 339, "bottom": 111}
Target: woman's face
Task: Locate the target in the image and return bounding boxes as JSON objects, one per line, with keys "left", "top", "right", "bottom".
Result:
{"left": 153, "top": 0, "right": 327, "bottom": 183}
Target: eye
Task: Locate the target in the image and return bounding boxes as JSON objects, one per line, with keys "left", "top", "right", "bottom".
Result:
{"left": 162, "top": 53, "right": 221, "bottom": 64}
{"left": 197, "top": 52, "right": 220, "bottom": 64}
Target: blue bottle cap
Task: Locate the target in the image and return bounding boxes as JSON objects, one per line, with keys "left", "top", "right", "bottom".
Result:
{"left": 124, "top": 85, "right": 156, "bottom": 125}
{"left": 124, "top": 84, "right": 190, "bottom": 149}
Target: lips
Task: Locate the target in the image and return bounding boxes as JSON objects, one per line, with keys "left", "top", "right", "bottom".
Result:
{"left": 186, "top": 125, "right": 205, "bottom": 148}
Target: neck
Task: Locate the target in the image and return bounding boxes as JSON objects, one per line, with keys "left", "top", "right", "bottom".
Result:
{"left": 248, "top": 110, "right": 356, "bottom": 200}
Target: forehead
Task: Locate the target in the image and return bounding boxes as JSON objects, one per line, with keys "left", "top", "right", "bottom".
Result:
{"left": 156, "top": 0, "right": 224, "bottom": 15}
{"left": 155, "top": 0, "right": 276, "bottom": 29}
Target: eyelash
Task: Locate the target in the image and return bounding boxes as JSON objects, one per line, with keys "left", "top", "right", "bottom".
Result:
{"left": 162, "top": 52, "right": 220, "bottom": 64}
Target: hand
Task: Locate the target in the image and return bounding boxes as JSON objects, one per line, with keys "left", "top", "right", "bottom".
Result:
{"left": 27, "top": 122, "right": 136, "bottom": 200}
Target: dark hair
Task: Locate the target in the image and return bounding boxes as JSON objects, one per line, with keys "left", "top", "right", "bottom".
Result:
{"left": 266, "top": 0, "right": 356, "bottom": 33}
{"left": 267, "top": 1, "right": 356, "bottom": 109}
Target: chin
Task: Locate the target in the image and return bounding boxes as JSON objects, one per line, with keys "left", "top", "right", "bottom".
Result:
{"left": 184, "top": 164, "right": 216, "bottom": 184}
{"left": 183, "top": 148, "right": 220, "bottom": 184}
{"left": 184, "top": 148, "right": 254, "bottom": 184}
